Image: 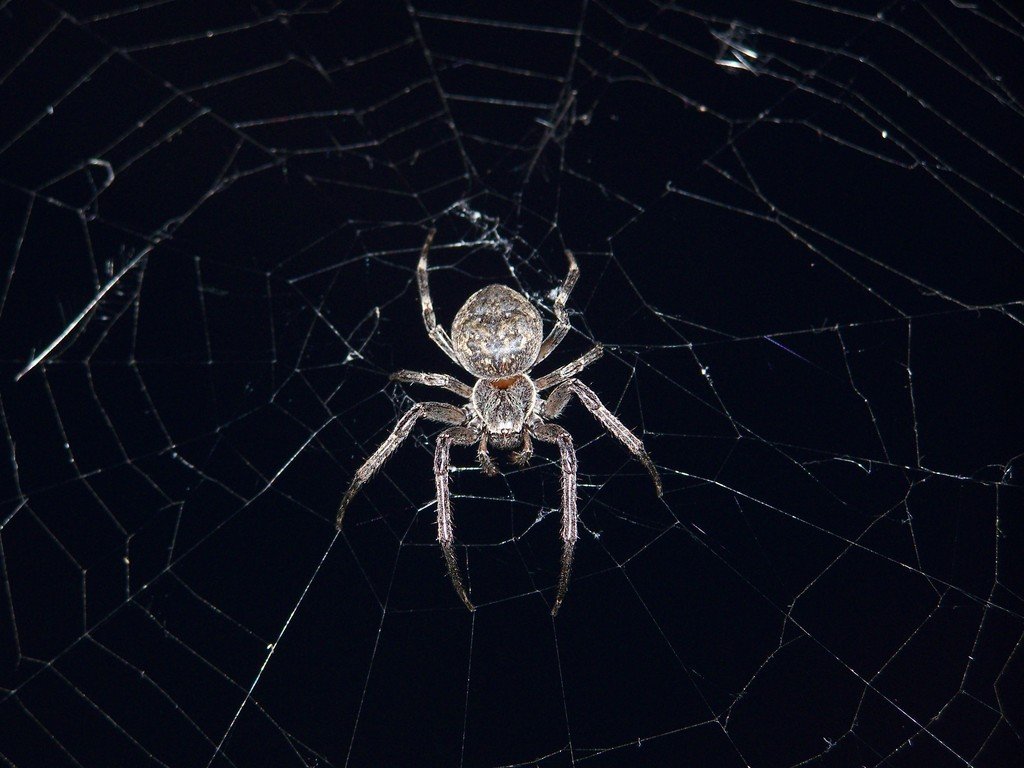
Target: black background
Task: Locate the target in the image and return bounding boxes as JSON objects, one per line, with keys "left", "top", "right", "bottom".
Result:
{"left": 1, "top": 1, "right": 1022, "bottom": 766}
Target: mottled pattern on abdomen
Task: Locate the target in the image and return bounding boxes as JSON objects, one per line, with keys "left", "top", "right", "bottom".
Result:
{"left": 452, "top": 285, "right": 543, "bottom": 378}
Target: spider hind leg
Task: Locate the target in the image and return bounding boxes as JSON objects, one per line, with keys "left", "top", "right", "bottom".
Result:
{"left": 336, "top": 402, "right": 466, "bottom": 529}
{"left": 542, "top": 379, "right": 662, "bottom": 496}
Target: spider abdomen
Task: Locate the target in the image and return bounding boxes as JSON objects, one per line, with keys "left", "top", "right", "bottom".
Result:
{"left": 452, "top": 285, "right": 543, "bottom": 378}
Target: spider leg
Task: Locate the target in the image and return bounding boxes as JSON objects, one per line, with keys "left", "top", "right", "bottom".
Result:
{"left": 390, "top": 370, "right": 473, "bottom": 398}
{"left": 336, "top": 402, "right": 467, "bottom": 529}
{"left": 542, "top": 379, "right": 662, "bottom": 496}
{"left": 532, "top": 424, "right": 577, "bottom": 616}
{"left": 476, "top": 433, "right": 500, "bottom": 476}
{"left": 435, "top": 426, "right": 480, "bottom": 611}
{"left": 535, "top": 250, "right": 579, "bottom": 364}
{"left": 534, "top": 345, "right": 603, "bottom": 391}
{"left": 416, "top": 229, "right": 463, "bottom": 366}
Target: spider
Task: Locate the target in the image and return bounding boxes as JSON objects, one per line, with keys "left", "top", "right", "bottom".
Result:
{"left": 336, "top": 230, "right": 662, "bottom": 615}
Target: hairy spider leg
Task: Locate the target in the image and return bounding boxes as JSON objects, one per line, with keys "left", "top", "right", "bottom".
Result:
{"left": 435, "top": 426, "right": 480, "bottom": 611}
{"left": 532, "top": 424, "right": 577, "bottom": 616}
{"left": 543, "top": 379, "right": 662, "bottom": 496}
{"left": 336, "top": 402, "right": 466, "bottom": 529}
{"left": 390, "top": 369, "right": 473, "bottom": 398}
{"left": 535, "top": 250, "right": 579, "bottom": 365}
{"left": 416, "top": 229, "right": 463, "bottom": 366}
{"left": 534, "top": 345, "right": 603, "bottom": 391}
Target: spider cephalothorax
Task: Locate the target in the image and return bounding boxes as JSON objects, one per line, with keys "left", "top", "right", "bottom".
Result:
{"left": 337, "top": 229, "right": 662, "bottom": 615}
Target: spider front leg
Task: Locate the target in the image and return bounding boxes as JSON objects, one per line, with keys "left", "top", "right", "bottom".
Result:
{"left": 543, "top": 379, "right": 662, "bottom": 496}
{"left": 435, "top": 426, "right": 480, "bottom": 611}
{"left": 532, "top": 424, "right": 577, "bottom": 616}
{"left": 336, "top": 402, "right": 467, "bottom": 528}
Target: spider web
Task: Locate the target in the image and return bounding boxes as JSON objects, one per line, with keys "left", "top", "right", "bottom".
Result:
{"left": 1, "top": 1, "right": 1022, "bottom": 766}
